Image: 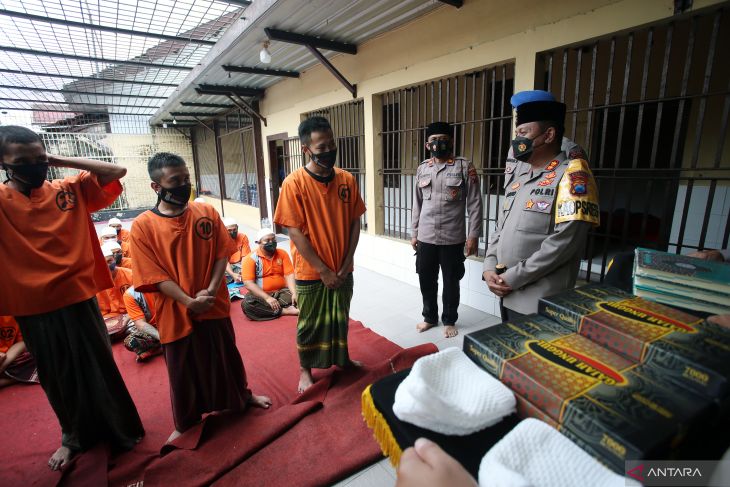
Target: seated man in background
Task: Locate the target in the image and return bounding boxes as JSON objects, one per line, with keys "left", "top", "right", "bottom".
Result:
{"left": 108, "top": 217, "right": 131, "bottom": 256}
{"left": 99, "top": 225, "right": 118, "bottom": 246}
{"left": 0, "top": 315, "right": 39, "bottom": 387}
{"left": 96, "top": 242, "right": 132, "bottom": 339}
{"left": 107, "top": 241, "right": 133, "bottom": 269}
{"left": 224, "top": 216, "right": 251, "bottom": 284}
{"left": 123, "top": 287, "right": 162, "bottom": 362}
{"left": 241, "top": 228, "right": 299, "bottom": 321}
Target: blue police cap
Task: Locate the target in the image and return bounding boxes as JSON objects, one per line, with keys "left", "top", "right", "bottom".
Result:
{"left": 510, "top": 90, "right": 556, "bottom": 108}
{"left": 511, "top": 90, "right": 565, "bottom": 127}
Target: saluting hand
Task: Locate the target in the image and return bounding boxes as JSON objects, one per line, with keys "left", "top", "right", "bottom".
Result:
{"left": 483, "top": 271, "right": 512, "bottom": 297}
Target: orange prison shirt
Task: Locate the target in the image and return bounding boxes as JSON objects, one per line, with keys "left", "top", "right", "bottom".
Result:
{"left": 118, "top": 228, "right": 130, "bottom": 243}
{"left": 123, "top": 291, "right": 158, "bottom": 326}
{"left": 0, "top": 316, "right": 22, "bottom": 354}
{"left": 96, "top": 266, "right": 133, "bottom": 317}
{"left": 121, "top": 240, "right": 131, "bottom": 257}
{"left": 118, "top": 256, "right": 133, "bottom": 269}
{"left": 240, "top": 247, "right": 294, "bottom": 293}
{"left": 0, "top": 172, "right": 120, "bottom": 316}
{"left": 130, "top": 201, "right": 232, "bottom": 344}
{"left": 273, "top": 167, "right": 366, "bottom": 280}
{"left": 229, "top": 233, "right": 251, "bottom": 264}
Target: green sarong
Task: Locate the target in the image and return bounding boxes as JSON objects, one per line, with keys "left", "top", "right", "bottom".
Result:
{"left": 295, "top": 274, "right": 354, "bottom": 369}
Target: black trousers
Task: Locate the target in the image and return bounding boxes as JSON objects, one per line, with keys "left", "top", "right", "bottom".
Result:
{"left": 16, "top": 298, "right": 145, "bottom": 452}
{"left": 416, "top": 241, "right": 466, "bottom": 325}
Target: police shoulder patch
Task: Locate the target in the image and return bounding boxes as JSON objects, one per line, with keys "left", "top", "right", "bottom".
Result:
{"left": 555, "top": 158, "right": 600, "bottom": 226}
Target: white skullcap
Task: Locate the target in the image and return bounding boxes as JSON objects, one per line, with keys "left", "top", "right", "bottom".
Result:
{"left": 100, "top": 226, "right": 117, "bottom": 238}
{"left": 108, "top": 217, "right": 122, "bottom": 225}
{"left": 101, "top": 242, "right": 117, "bottom": 257}
{"left": 256, "top": 227, "right": 275, "bottom": 242}
{"left": 223, "top": 217, "right": 237, "bottom": 227}
{"left": 194, "top": 197, "right": 206, "bottom": 203}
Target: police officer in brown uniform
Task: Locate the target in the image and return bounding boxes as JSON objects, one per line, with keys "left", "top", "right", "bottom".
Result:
{"left": 412, "top": 122, "right": 483, "bottom": 338}
{"left": 483, "top": 91, "right": 600, "bottom": 321}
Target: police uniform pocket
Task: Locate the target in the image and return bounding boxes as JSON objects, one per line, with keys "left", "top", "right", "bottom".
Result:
{"left": 418, "top": 177, "right": 432, "bottom": 200}
{"left": 517, "top": 207, "right": 552, "bottom": 234}
{"left": 444, "top": 177, "right": 464, "bottom": 201}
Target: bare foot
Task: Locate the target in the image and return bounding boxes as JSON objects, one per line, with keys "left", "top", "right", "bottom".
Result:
{"left": 443, "top": 325, "right": 458, "bottom": 338}
{"left": 166, "top": 429, "right": 183, "bottom": 444}
{"left": 48, "top": 446, "right": 73, "bottom": 471}
{"left": 250, "top": 394, "right": 272, "bottom": 409}
{"left": 298, "top": 368, "right": 314, "bottom": 394}
{"left": 416, "top": 321, "right": 437, "bottom": 333}
{"left": 282, "top": 306, "right": 299, "bottom": 316}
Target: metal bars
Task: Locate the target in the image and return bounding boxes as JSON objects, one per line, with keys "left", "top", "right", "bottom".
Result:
{"left": 191, "top": 109, "right": 261, "bottom": 208}
{"left": 536, "top": 6, "right": 730, "bottom": 281}
{"left": 379, "top": 63, "right": 515, "bottom": 253}
{"left": 5, "top": 131, "right": 195, "bottom": 210}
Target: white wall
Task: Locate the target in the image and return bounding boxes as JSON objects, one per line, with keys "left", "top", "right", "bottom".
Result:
{"left": 669, "top": 182, "right": 730, "bottom": 253}
{"left": 354, "top": 233, "right": 501, "bottom": 317}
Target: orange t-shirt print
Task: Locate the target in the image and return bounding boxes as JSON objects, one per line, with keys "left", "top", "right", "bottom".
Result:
{"left": 240, "top": 248, "right": 294, "bottom": 292}
{"left": 130, "top": 202, "right": 232, "bottom": 344}
{"left": 0, "top": 316, "right": 22, "bottom": 354}
{"left": 228, "top": 233, "right": 251, "bottom": 264}
{"left": 96, "top": 266, "right": 133, "bottom": 317}
{"left": 0, "top": 172, "right": 121, "bottom": 316}
{"left": 123, "top": 291, "right": 158, "bottom": 325}
{"left": 273, "top": 167, "right": 366, "bottom": 281}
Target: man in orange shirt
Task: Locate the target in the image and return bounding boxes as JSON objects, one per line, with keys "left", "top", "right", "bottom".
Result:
{"left": 0, "top": 126, "right": 143, "bottom": 470}
{"left": 224, "top": 216, "right": 251, "bottom": 284}
{"left": 130, "top": 152, "right": 271, "bottom": 443}
{"left": 96, "top": 242, "right": 133, "bottom": 339}
{"left": 122, "top": 287, "right": 163, "bottom": 362}
{"left": 99, "top": 225, "right": 118, "bottom": 245}
{"left": 0, "top": 315, "right": 39, "bottom": 387}
{"left": 241, "top": 227, "right": 299, "bottom": 321}
{"left": 109, "top": 217, "right": 132, "bottom": 256}
{"left": 273, "top": 116, "right": 366, "bottom": 393}
{"left": 107, "top": 240, "right": 133, "bottom": 269}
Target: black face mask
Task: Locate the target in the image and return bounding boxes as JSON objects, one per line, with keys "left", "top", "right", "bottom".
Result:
{"left": 310, "top": 148, "right": 337, "bottom": 170}
{"left": 108, "top": 262, "right": 117, "bottom": 272}
{"left": 3, "top": 162, "right": 49, "bottom": 189}
{"left": 114, "top": 254, "right": 123, "bottom": 265}
{"left": 262, "top": 241, "right": 277, "bottom": 253}
{"left": 428, "top": 140, "right": 452, "bottom": 159}
{"left": 229, "top": 230, "right": 238, "bottom": 239}
{"left": 511, "top": 133, "right": 545, "bottom": 163}
{"left": 157, "top": 182, "right": 191, "bottom": 207}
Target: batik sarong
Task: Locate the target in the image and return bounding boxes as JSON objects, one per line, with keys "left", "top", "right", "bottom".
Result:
{"left": 295, "top": 274, "right": 353, "bottom": 369}
{"left": 242, "top": 288, "right": 293, "bottom": 321}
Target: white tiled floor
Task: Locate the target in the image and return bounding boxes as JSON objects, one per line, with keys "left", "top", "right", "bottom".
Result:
{"left": 332, "top": 265, "right": 502, "bottom": 487}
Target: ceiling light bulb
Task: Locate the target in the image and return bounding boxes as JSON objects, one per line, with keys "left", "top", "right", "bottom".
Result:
{"left": 162, "top": 122, "right": 168, "bottom": 128}
{"left": 260, "top": 41, "right": 271, "bottom": 64}
{"left": 173, "top": 118, "right": 177, "bottom": 125}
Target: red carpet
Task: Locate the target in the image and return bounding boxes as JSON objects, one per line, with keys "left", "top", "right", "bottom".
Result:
{"left": 0, "top": 304, "right": 436, "bottom": 486}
